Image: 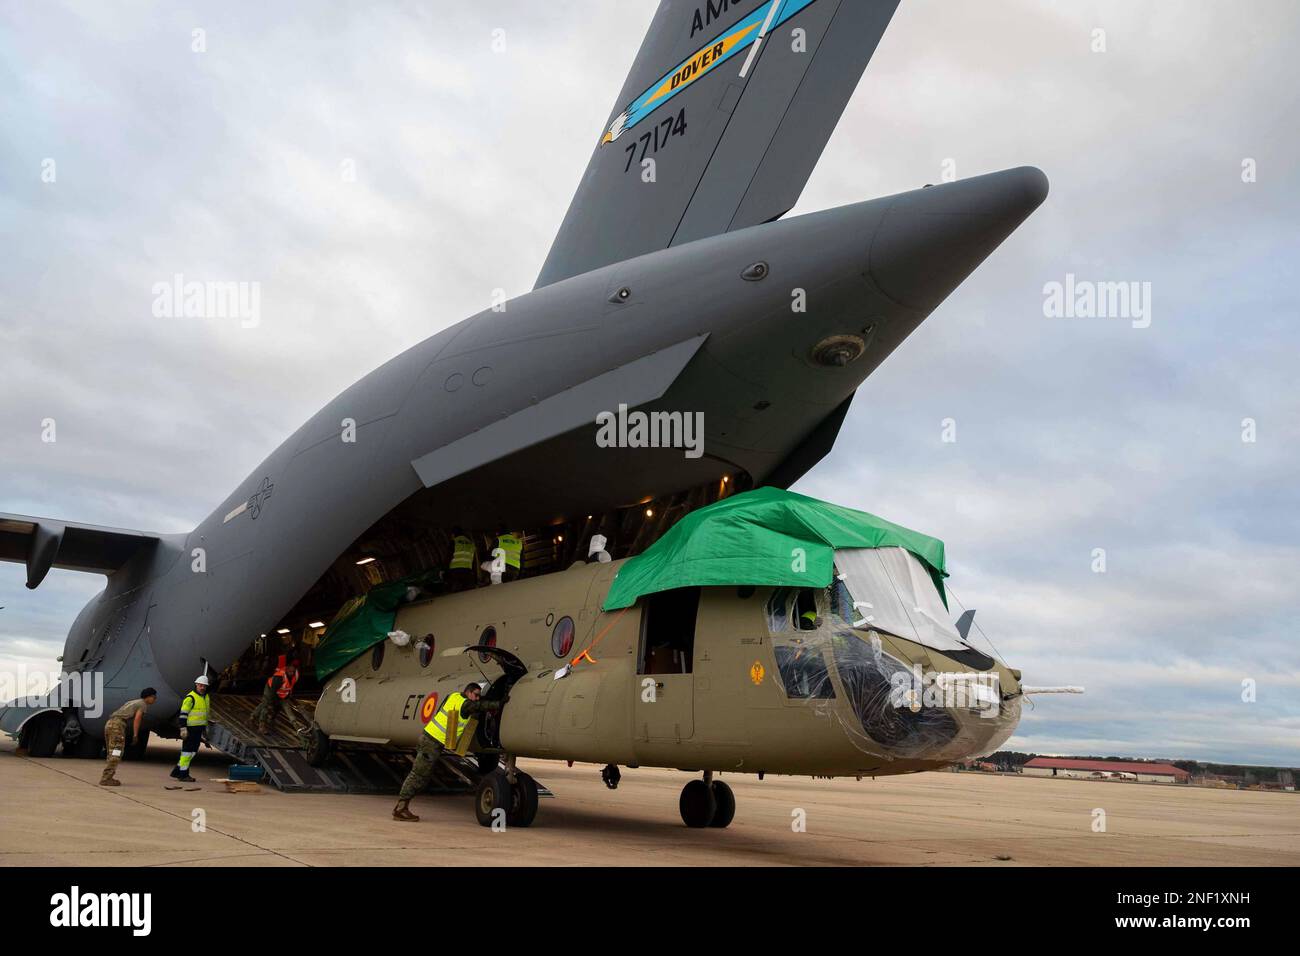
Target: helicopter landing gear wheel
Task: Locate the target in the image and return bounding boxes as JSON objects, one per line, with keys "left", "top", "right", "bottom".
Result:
{"left": 304, "top": 725, "right": 332, "bottom": 767}
{"left": 506, "top": 770, "right": 539, "bottom": 827}
{"left": 708, "top": 780, "right": 735, "bottom": 828}
{"left": 679, "top": 778, "right": 717, "bottom": 828}
{"left": 601, "top": 763, "right": 621, "bottom": 789}
{"left": 473, "top": 770, "right": 511, "bottom": 828}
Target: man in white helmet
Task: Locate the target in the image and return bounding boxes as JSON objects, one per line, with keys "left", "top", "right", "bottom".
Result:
{"left": 170, "top": 674, "right": 211, "bottom": 783}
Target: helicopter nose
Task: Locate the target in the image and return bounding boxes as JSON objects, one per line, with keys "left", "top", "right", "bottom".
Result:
{"left": 866, "top": 166, "right": 1049, "bottom": 313}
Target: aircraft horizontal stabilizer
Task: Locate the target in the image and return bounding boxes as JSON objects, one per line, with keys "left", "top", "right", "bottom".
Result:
{"left": 0, "top": 514, "right": 160, "bottom": 589}
{"left": 536, "top": 0, "right": 900, "bottom": 288}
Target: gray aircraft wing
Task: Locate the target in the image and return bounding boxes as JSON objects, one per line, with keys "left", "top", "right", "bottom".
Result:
{"left": 535, "top": 0, "right": 900, "bottom": 288}
{"left": 0, "top": 514, "right": 160, "bottom": 589}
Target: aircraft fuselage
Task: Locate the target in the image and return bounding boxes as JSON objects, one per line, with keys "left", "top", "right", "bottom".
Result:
{"left": 59, "top": 168, "right": 1047, "bottom": 734}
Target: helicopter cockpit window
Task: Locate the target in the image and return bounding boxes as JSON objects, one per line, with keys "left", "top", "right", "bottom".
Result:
{"left": 774, "top": 643, "right": 835, "bottom": 699}
{"left": 766, "top": 588, "right": 791, "bottom": 633}
{"left": 794, "top": 588, "right": 819, "bottom": 630}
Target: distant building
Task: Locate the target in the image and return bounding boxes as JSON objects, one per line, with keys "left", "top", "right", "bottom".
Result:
{"left": 1023, "top": 757, "right": 1190, "bottom": 784}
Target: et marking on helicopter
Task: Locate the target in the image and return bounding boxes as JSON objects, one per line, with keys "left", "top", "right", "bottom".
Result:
{"left": 1, "top": 0, "right": 1072, "bottom": 835}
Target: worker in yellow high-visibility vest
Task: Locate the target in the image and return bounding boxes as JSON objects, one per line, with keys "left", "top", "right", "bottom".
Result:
{"left": 170, "top": 674, "right": 210, "bottom": 783}
{"left": 392, "top": 682, "right": 501, "bottom": 822}
{"left": 447, "top": 526, "right": 477, "bottom": 590}
{"left": 494, "top": 530, "right": 522, "bottom": 583}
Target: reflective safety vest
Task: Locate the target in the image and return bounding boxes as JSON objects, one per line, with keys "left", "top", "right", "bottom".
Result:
{"left": 449, "top": 535, "right": 476, "bottom": 571}
{"left": 268, "top": 665, "right": 297, "bottom": 700}
{"left": 495, "top": 534, "right": 522, "bottom": 570}
{"left": 423, "top": 692, "right": 478, "bottom": 755}
{"left": 181, "top": 690, "right": 209, "bottom": 727}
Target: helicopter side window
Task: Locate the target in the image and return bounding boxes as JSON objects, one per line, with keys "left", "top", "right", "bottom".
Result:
{"left": 774, "top": 643, "right": 835, "bottom": 699}
{"left": 478, "top": 626, "right": 497, "bottom": 664}
{"left": 794, "top": 588, "right": 820, "bottom": 630}
{"left": 639, "top": 587, "right": 699, "bottom": 675}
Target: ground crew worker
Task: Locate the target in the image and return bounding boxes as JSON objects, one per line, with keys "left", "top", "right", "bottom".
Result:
{"left": 100, "top": 688, "right": 157, "bottom": 786}
{"left": 392, "top": 682, "right": 501, "bottom": 822}
{"left": 170, "top": 674, "right": 210, "bottom": 782}
{"left": 799, "top": 608, "right": 819, "bottom": 629}
{"left": 252, "top": 655, "right": 307, "bottom": 734}
{"left": 447, "top": 527, "right": 477, "bottom": 590}
{"left": 494, "top": 529, "right": 522, "bottom": 583}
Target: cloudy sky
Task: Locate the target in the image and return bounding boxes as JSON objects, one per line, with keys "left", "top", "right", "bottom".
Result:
{"left": 2, "top": 1, "right": 1297, "bottom": 766}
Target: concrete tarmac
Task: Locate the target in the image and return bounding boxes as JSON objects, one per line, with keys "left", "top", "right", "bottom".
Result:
{"left": 2, "top": 738, "right": 1296, "bottom": 866}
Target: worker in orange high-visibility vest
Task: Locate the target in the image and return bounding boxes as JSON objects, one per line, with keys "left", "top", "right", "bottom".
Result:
{"left": 392, "top": 682, "right": 501, "bottom": 822}
{"left": 252, "top": 655, "right": 308, "bottom": 735}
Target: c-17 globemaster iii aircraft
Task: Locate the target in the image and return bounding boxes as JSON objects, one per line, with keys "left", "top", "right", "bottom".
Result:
{"left": 2, "top": 0, "right": 1067, "bottom": 827}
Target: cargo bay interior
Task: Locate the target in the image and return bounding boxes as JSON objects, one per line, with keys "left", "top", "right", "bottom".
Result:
{"left": 215, "top": 473, "right": 749, "bottom": 701}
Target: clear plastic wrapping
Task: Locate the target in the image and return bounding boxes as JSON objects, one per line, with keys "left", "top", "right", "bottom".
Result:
{"left": 774, "top": 626, "right": 1021, "bottom": 763}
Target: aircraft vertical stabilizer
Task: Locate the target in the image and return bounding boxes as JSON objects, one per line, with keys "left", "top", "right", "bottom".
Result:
{"left": 535, "top": 0, "right": 900, "bottom": 288}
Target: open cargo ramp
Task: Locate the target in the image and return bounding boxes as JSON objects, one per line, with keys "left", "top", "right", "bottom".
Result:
{"left": 206, "top": 693, "right": 480, "bottom": 795}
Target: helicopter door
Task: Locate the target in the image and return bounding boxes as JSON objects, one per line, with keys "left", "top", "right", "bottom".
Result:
{"left": 464, "top": 645, "right": 528, "bottom": 750}
{"left": 634, "top": 587, "right": 698, "bottom": 742}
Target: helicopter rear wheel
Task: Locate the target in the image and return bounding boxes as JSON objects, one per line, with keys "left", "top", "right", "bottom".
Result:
{"left": 304, "top": 725, "right": 332, "bottom": 767}
{"left": 506, "top": 770, "right": 539, "bottom": 827}
{"left": 473, "top": 770, "right": 511, "bottom": 828}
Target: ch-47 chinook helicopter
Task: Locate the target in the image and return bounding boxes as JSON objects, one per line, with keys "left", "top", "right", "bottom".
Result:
{"left": 3, "top": 0, "right": 1073, "bottom": 826}
{"left": 310, "top": 487, "right": 1049, "bottom": 828}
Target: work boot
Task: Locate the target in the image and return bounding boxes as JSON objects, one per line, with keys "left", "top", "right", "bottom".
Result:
{"left": 177, "top": 771, "right": 196, "bottom": 783}
{"left": 169, "top": 765, "right": 182, "bottom": 779}
{"left": 100, "top": 775, "right": 120, "bottom": 787}
{"left": 392, "top": 800, "right": 419, "bottom": 822}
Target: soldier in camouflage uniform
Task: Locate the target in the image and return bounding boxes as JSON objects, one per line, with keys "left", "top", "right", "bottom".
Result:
{"left": 394, "top": 682, "right": 500, "bottom": 821}
{"left": 100, "top": 688, "right": 157, "bottom": 786}
{"left": 252, "top": 657, "right": 307, "bottom": 735}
